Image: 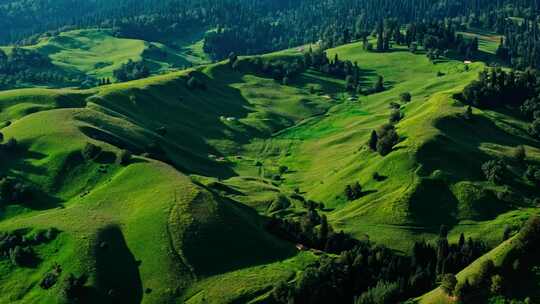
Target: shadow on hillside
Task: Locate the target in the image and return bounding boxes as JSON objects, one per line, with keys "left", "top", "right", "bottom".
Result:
{"left": 86, "top": 59, "right": 380, "bottom": 179}
{"left": 179, "top": 190, "right": 297, "bottom": 277}
{"left": 415, "top": 109, "right": 540, "bottom": 223}
{"left": 421, "top": 113, "right": 540, "bottom": 182}
{"left": 0, "top": 144, "right": 63, "bottom": 213}
{"left": 91, "top": 225, "right": 143, "bottom": 304}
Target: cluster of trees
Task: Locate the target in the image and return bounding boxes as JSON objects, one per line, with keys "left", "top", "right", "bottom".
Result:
{"left": 482, "top": 159, "right": 508, "bottom": 185}
{"left": 0, "top": 47, "right": 72, "bottom": 90}
{"left": 460, "top": 68, "right": 540, "bottom": 139}
{"left": 241, "top": 49, "right": 362, "bottom": 91}
{"left": 266, "top": 206, "right": 358, "bottom": 254}
{"left": 3, "top": 0, "right": 525, "bottom": 60}
{"left": 461, "top": 68, "right": 537, "bottom": 108}
{"left": 493, "top": 14, "right": 540, "bottom": 70}
{"left": 441, "top": 216, "right": 540, "bottom": 303}
{"left": 272, "top": 223, "right": 488, "bottom": 304}
{"left": 113, "top": 59, "right": 150, "bottom": 82}
{"left": 525, "top": 164, "right": 540, "bottom": 186}
{"left": 408, "top": 21, "right": 479, "bottom": 59}
{"left": 0, "top": 176, "right": 32, "bottom": 206}
{"left": 368, "top": 124, "right": 400, "bottom": 156}
{"left": 0, "top": 228, "right": 58, "bottom": 267}
{"left": 367, "top": 20, "right": 479, "bottom": 60}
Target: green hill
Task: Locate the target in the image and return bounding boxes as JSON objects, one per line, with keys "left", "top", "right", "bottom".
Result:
{"left": 0, "top": 29, "right": 210, "bottom": 89}
{"left": 0, "top": 34, "right": 538, "bottom": 303}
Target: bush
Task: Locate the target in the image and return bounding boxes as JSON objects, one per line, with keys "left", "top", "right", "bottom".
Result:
{"left": 345, "top": 182, "right": 362, "bottom": 201}
{"left": 525, "top": 165, "right": 540, "bottom": 183}
{"left": 529, "top": 118, "right": 540, "bottom": 138}
{"left": 82, "top": 142, "right": 101, "bottom": 161}
{"left": 519, "top": 215, "right": 540, "bottom": 249}
{"left": 482, "top": 159, "right": 507, "bottom": 185}
{"left": 0, "top": 176, "right": 32, "bottom": 204}
{"left": 9, "top": 245, "right": 34, "bottom": 267}
{"left": 490, "top": 274, "right": 503, "bottom": 295}
{"left": 58, "top": 273, "right": 87, "bottom": 303}
{"left": 40, "top": 264, "right": 62, "bottom": 290}
{"left": 389, "top": 109, "right": 402, "bottom": 124}
{"left": 376, "top": 124, "right": 399, "bottom": 156}
{"left": 440, "top": 273, "right": 457, "bottom": 296}
{"left": 400, "top": 92, "right": 412, "bottom": 103}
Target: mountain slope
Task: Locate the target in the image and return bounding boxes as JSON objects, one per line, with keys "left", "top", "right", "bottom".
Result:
{"left": 0, "top": 37, "right": 538, "bottom": 303}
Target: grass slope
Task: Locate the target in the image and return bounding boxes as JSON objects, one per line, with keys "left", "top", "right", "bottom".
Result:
{"left": 2, "top": 29, "right": 211, "bottom": 86}
{"left": 0, "top": 33, "right": 538, "bottom": 303}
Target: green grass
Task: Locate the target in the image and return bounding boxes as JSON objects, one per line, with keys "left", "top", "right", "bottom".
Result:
{"left": 0, "top": 34, "right": 538, "bottom": 303}
{"left": 2, "top": 28, "right": 211, "bottom": 86}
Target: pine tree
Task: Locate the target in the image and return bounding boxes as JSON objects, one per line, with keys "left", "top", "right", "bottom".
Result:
{"left": 368, "top": 130, "right": 378, "bottom": 151}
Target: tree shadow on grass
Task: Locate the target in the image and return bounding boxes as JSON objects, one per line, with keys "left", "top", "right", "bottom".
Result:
{"left": 91, "top": 225, "right": 143, "bottom": 304}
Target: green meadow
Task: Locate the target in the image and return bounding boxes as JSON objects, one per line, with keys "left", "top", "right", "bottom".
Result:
{"left": 0, "top": 28, "right": 538, "bottom": 303}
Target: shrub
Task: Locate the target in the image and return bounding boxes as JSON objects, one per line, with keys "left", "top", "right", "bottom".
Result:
{"left": 373, "top": 75, "right": 385, "bottom": 93}
{"left": 345, "top": 182, "right": 362, "bottom": 201}
{"left": 519, "top": 215, "right": 540, "bottom": 249}
{"left": 482, "top": 159, "right": 507, "bottom": 185}
{"left": 490, "top": 274, "right": 503, "bottom": 295}
{"left": 525, "top": 165, "right": 540, "bottom": 183}
{"left": 529, "top": 118, "right": 540, "bottom": 138}
{"left": 400, "top": 92, "right": 412, "bottom": 103}
{"left": 9, "top": 245, "right": 34, "bottom": 267}
{"left": 40, "top": 264, "right": 62, "bottom": 290}
{"left": 440, "top": 273, "right": 457, "bottom": 296}
{"left": 376, "top": 124, "right": 399, "bottom": 156}
{"left": 0, "top": 176, "right": 32, "bottom": 204}
{"left": 389, "top": 109, "right": 402, "bottom": 124}
{"left": 58, "top": 273, "right": 87, "bottom": 302}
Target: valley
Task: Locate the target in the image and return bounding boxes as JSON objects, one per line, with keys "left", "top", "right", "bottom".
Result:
{"left": 0, "top": 2, "right": 540, "bottom": 303}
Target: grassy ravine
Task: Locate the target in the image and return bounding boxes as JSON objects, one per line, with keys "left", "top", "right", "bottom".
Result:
{"left": 0, "top": 32, "right": 538, "bottom": 303}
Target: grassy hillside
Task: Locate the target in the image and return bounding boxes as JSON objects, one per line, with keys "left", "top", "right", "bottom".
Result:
{"left": 1, "top": 29, "right": 211, "bottom": 89}
{"left": 0, "top": 34, "right": 538, "bottom": 303}
{"left": 219, "top": 41, "right": 540, "bottom": 251}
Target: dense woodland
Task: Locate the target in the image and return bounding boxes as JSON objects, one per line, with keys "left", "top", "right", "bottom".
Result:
{"left": 269, "top": 215, "right": 540, "bottom": 304}
{"left": 0, "top": 48, "right": 74, "bottom": 89}
{"left": 2, "top": 0, "right": 540, "bottom": 64}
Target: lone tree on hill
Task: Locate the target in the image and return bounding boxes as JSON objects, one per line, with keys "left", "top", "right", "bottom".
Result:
{"left": 373, "top": 75, "right": 385, "bottom": 92}
{"left": 368, "top": 130, "right": 378, "bottom": 151}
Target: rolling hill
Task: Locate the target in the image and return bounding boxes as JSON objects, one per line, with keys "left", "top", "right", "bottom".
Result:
{"left": 0, "top": 30, "right": 538, "bottom": 304}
